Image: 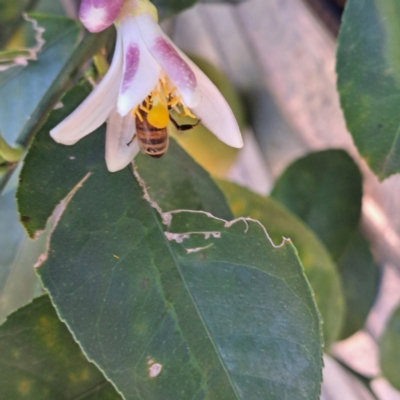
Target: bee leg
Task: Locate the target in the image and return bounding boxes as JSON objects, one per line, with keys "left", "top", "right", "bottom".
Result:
{"left": 127, "top": 133, "right": 136, "bottom": 146}
{"left": 170, "top": 116, "right": 201, "bottom": 132}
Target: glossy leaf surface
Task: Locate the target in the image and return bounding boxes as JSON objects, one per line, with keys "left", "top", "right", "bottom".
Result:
{"left": 135, "top": 143, "right": 233, "bottom": 219}
{"left": 17, "top": 84, "right": 323, "bottom": 400}
{"left": 337, "top": 0, "right": 400, "bottom": 180}
{"left": 271, "top": 149, "right": 362, "bottom": 261}
{"left": 217, "top": 179, "right": 343, "bottom": 345}
{"left": 0, "top": 295, "right": 122, "bottom": 399}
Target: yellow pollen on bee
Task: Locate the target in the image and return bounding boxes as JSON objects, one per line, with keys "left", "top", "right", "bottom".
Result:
{"left": 147, "top": 103, "right": 170, "bottom": 129}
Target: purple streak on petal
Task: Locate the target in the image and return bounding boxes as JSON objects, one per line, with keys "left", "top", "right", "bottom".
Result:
{"left": 121, "top": 44, "right": 140, "bottom": 94}
{"left": 79, "top": 0, "right": 123, "bottom": 32}
{"left": 151, "top": 37, "right": 197, "bottom": 93}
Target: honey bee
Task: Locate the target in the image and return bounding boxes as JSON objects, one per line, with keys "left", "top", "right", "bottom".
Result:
{"left": 135, "top": 107, "right": 200, "bottom": 158}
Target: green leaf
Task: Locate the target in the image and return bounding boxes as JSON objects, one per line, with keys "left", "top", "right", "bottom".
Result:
{"left": 17, "top": 84, "right": 323, "bottom": 399}
{"left": 135, "top": 146, "right": 233, "bottom": 219}
{"left": 0, "top": 188, "right": 43, "bottom": 323}
{"left": 271, "top": 149, "right": 362, "bottom": 261}
{"left": 0, "top": 295, "right": 122, "bottom": 399}
{"left": 380, "top": 305, "right": 400, "bottom": 390}
{"left": 0, "top": 14, "right": 82, "bottom": 145}
{"left": 153, "top": 0, "right": 197, "bottom": 20}
{"left": 269, "top": 150, "right": 379, "bottom": 339}
{"left": 0, "top": 0, "right": 38, "bottom": 48}
{"left": 337, "top": 0, "right": 400, "bottom": 180}
{"left": 336, "top": 230, "right": 380, "bottom": 340}
{"left": 217, "top": 179, "right": 343, "bottom": 345}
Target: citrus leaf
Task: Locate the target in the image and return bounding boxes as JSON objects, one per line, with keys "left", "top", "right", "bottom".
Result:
{"left": 337, "top": 0, "right": 400, "bottom": 180}
{"left": 0, "top": 295, "right": 122, "bottom": 399}
{"left": 17, "top": 84, "right": 324, "bottom": 400}
{"left": 217, "top": 179, "right": 343, "bottom": 345}
{"left": 135, "top": 145, "right": 233, "bottom": 219}
{"left": 271, "top": 149, "right": 362, "bottom": 261}
{"left": 270, "top": 150, "right": 380, "bottom": 339}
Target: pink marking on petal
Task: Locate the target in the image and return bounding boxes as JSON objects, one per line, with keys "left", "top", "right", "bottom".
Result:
{"left": 152, "top": 37, "right": 197, "bottom": 92}
{"left": 79, "top": 0, "right": 123, "bottom": 32}
{"left": 121, "top": 44, "right": 140, "bottom": 93}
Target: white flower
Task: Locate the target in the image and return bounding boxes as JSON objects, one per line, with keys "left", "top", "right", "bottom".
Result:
{"left": 51, "top": 0, "right": 243, "bottom": 172}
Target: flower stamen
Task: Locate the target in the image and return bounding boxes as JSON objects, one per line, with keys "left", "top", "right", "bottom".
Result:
{"left": 182, "top": 105, "right": 196, "bottom": 119}
{"left": 130, "top": 78, "right": 198, "bottom": 128}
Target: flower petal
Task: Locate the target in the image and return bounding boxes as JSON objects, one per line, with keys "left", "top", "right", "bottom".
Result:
{"left": 105, "top": 108, "right": 139, "bottom": 172}
{"left": 117, "top": 16, "right": 160, "bottom": 117}
{"left": 50, "top": 29, "right": 124, "bottom": 146}
{"left": 79, "top": 0, "right": 123, "bottom": 32}
{"left": 136, "top": 13, "right": 201, "bottom": 108}
{"left": 185, "top": 58, "right": 243, "bottom": 148}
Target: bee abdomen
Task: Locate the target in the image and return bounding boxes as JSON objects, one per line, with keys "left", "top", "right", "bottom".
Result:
{"left": 136, "top": 127, "right": 169, "bottom": 158}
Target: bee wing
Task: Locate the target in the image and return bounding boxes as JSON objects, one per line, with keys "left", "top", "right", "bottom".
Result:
{"left": 105, "top": 108, "right": 139, "bottom": 172}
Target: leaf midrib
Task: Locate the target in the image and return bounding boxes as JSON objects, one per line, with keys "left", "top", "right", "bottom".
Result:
{"left": 146, "top": 194, "right": 242, "bottom": 400}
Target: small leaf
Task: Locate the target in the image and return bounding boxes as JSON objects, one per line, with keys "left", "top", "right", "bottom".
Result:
{"left": 0, "top": 295, "right": 122, "bottom": 399}
{"left": 380, "top": 305, "right": 400, "bottom": 391}
{"left": 337, "top": 230, "right": 380, "bottom": 340}
{"left": 271, "top": 149, "right": 362, "bottom": 261}
{"left": 337, "top": 0, "right": 400, "bottom": 180}
{"left": 217, "top": 179, "right": 343, "bottom": 345}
